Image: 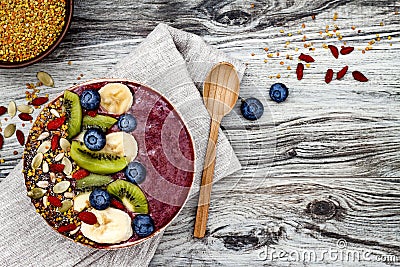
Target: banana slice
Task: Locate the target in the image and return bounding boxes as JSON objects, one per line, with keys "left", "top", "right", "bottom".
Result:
{"left": 73, "top": 192, "right": 91, "bottom": 212}
{"left": 99, "top": 83, "right": 133, "bottom": 115}
{"left": 100, "top": 132, "right": 138, "bottom": 162}
{"left": 80, "top": 208, "right": 133, "bottom": 244}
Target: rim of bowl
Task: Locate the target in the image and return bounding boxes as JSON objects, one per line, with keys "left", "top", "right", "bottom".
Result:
{"left": 0, "top": 0, "right": 74, "bottom": 69}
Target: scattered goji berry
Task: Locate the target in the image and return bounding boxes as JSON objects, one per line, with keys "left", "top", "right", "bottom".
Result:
{"left": 72, "top": 169, "right": 90, "bottom": 180}
{"left": 16, "top": 130, "right": 25, "bottom": 146}
{"left": 48, "top": 196, "right": 62, "bottom": 207}
{"left": 49, "top": 164, "right": 65, "bottom": 173}
{"left": 30, "top": 97, "right": 48, "bottom": 106}
{"left": 337, "top": 66, "right": 349, "bottom": 80}
{"left": 87, "top": 110, "right": 97, "bottom": 117}
{"left": 296, "top": 63, "right": 304, "bottom": 80}
{"left": 0, "top": 106, "right": 6, "bottom": 116}
{"left": 78, "top": 212, "right": 98, "bottom": 225}
{"left": 0, "top": 134, "right": 3, "bottom": 150}
{"left": 325, "top": 69, "right": 334, "bottom": 83}
{"left": 111, "top": 199, "right": 125, "bottom": 210}
{"left": 18, "top": 113, "right": 33, "bottom": 121}
{"left": 47, "top": 116, "right": 66, "bottom": 131}
{"left": 298, "top": 53, "right": 315, "bottom": 63}
{"left": 51, "top": 134, "right": 60, "bottom": 151}
{"left": 57, "top": 224, "right": 77, "bottom": 233}
{"left": 328, "top": 45, "right": 339, "bottom": 59}
{"left": 340, "top": 46, "right": 354, "bottom": 55}
{"left": 352, "top": 71, "right": 368, "bottom": 82}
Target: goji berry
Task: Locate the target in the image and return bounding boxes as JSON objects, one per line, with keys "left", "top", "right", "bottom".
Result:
{"left": 87, "top": 110, "right": 97, "bottom": 117}
{"left": 30, "top": 97, "right": 48, "bottom": 106}
{"left": 48, "top": 196, "right": 62, "bottom": 207}
{"left": 298, "top": 53, "right": 315, "bottom": 63}
{"left": 0, "top": 134, "right": 3, "bottom": 150}
{"left": 18, "top": 113, "right": 33, "bottom": 121}
{"left": 337, "top": 66, "right": 349, "bottom": 80}
{"left": 16, "top": 130, "right": 25, "bottom": 146}
{"left": 72, "top": 169, "right": 90, "bottom": 180}
{"left": 78, "top": 211, "right": 98, "bottom": 225}
{"left": 325, "top": 69, "right": 334, "bottom": 84}
{"left": 50, "top": 164, "right": 65, "bottom": 173}
{"left": 0, "top": 106, "right": 6, "bottom": 116}
{"left": 47, "top": 116, "right": 66, "bottom": 130}
{"left": 340, "top": 46, "right": 354, "bottom": 55}
{"left": 57, "top": 224, "right": 77, "bottom": 233}
{"left": 296, "top": 63, "right": 304, "bottom": 80}
{"left": 328, "top": 45, "right": 339, "bottom": 59}
{"left": 111, "top": 199, "right": 125, "bottom": 210}
{"left": 352, "top": 71, "right": 368, "bottom": 82}
{"left": 51, "top": 134, "right": 60, "bottom": 151}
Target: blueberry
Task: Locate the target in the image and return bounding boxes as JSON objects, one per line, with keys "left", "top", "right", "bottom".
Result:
{"left": 84, "top": 128, "right": 106, "bottom": 151}
{"left": 80, "top": 90, "right": 101, "bottom": 110}
{"left": 125, "top": 161, "right": 146, "bottom": 184}
{"left": 240, "top": 97, "right": 264, "bottom": 121}
{"left": 133, "top": 214, "right": 155, "bottom": 237}
{"left": 89, "top": 189, "right": 111, "bottom": 210}
{"left": 118, "top": 114, "right": 137, "bottom": 132}
{"left": 269, "top": 83, "right": 289, "bottom": 103}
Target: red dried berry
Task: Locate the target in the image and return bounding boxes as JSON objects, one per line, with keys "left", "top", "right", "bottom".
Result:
{"left": 49, "top": 164, "right": 65, "bottom": 173}
{"left": 78, "top": 211, "right": 98, "bottom": 225}
{"left": 325, "top": 69, "right": 334, "bottom": 84}
{"left": 30, "top": 97, "right": 49, "bottom": 106}
{"left": 47, "top": 116, "right": 66, "bottom": 131}
{"left": 57, "top": 224, "right": 77, "bottom": 233}
{"left": 328, "top": 45, "right": 339, "bottom": 59}
{"left": 296, "top": 63, "right": 304, "bottom": 80}
{"left": 16, "top": 130, "right": 25, "bottom": 146}
{"left": 352, "top": 71, "right": 368, "bottom": 82}
{"left": 0, "top": 134, "right": 3, "bottom": 150}
{"left": 72, "top": 169, "right": 90, "bottom": 180}
{"left": 340, "top": 46, "right": 354, "bottom": 55}
{"left": 48, "top": 196, "right": 62, "bottom": 207}
{"left": 111, "top": 199, "right": 125, "bottom": 210}
{"left": 18, "top": 113, "right": 33, "bottom": 121}
{"left": 337, "top": 66, "right": 349, "bottom": 80}
{"left": 0, "top": 106, "right": 6, "bottom": 116}
{"left": 51, "top": 134, "right": 60, "bottom": 151}
{"left": 87, "top": 110, "right": 97, "bottom": 117}
{"left": 298, "top": 53, "right": 315, "bottom": 63}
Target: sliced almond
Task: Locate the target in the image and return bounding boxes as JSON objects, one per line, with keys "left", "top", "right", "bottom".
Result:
{"left": 17, "top": 104, "right": 34, "bottom": 114}
{"left": 42, "top": 161, "right": 49, "bottom": 173}
{"left": 50, "top": 109, "right": 60, "bottom": 118}
{"left": 69, "top": 226, "right": 80, "bottom": 235}
{"left": 54, "top": 153, "right": 65, "bottom": 162}
{"left": 43, "top": 195, "right": 48, "bottom": 208}
{"left": 62, "top": 157, "right": 72, "bottom": 175}
{"left": 37, "top": 140, "right": 51, "bottom": 154}
{"left": 53, "top": 181, "right": 70, "bottom": 194}
{"left": 37, "top": 132, "right": 50, "bottom": 141}
{"left": 7, "top": 101, "right": 16, "bottom": 118}
{"left": 31, "top": 153, "right": 43, "bottom": 169}
{"left": 4, "top": 124, "right": 16, "bottom": 138}
{"left": 37, "top": 71, "right": 54, "bottom": 87}
{"left": 37, "top": 181, "right": 49, "bottom": 188}
{"left": 49, "top": 172, "right": 56, "bottom": 183}
{"left": 64, "top": 192, "right": 75, "bottom": 199}
{"left": 60, "top": 138, "right": 71, "bottom": 152}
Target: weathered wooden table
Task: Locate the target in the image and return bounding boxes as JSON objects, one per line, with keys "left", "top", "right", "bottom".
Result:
{"left": 1, "top": 0, "right": 399, "bottom": 266}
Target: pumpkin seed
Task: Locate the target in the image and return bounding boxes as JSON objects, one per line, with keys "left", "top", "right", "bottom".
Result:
{"left": 37, "top": 71, "right": 54, "bottom": 87}
{"left": 37, "top": 181, "right": 49, "bottom": 188}
{"left": 42, "top": 161, "right": 49, "bottom": 173}
{"left": 64, "top": 192, "right": 75, "bottom": 199}
{"left": 37, "top": 140, "right": 51, "bottom": 154}
{"left": 60, "top": 138, "right": 71, "bottom": 152}
{"left": 54, "top": 153, "right": 64, "bottom": 162}
{"left": 58, "top": 199, "right": 73, "bottom": 213}
{"left": 4, "top": 124, "right": 16, "bottom": 138}
{"left": 7, "top": 101, "right": 16, "bottom": 118}
{"left": 31, "top": 153, "right": 43, "bottom": 169}
{"left": 37, "top": 132, "right": 50, "bottom": 141}
{"left": 50, "top": 109, "right": 60, "bottom": 118}
{"left": 53, "top": 181, "right": 70, "bottom": 194}
{"left": 27, "top": 188, "right": 46, "bottom": 199}
{"left": 62, "top": 157, "right": 72, "bottom": 175}
{"left": 43, "top": 196, "right": 48, "bottom": 208}
{"left": 17, "top": 104, "right": 34, "bottom": 114}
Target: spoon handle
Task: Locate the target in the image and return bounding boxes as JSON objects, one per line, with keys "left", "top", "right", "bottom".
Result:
{"left": 194, "top": 118, "right": 221, "bottom": 238}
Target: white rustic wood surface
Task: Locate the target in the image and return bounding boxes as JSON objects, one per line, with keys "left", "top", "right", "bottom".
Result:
{"left": 1, "top": 0, "right": 400, "bottom": 266}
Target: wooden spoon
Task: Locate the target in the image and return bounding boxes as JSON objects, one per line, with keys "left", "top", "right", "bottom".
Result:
{"left": 194, "top": 62, "right": 240, "bottom": 238}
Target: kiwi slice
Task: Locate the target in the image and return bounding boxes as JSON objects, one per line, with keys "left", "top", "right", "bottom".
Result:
{"left": 70, "top": 141, "right": 128, "bottom": 175}
{"left": 82, "top": 114, "right": 117, "bottom": 131}
{"left": 76, "top": 174, "right": 113, "bottom": 189}
{"left": 64, "top": 90, "right": 82, "bottom": 140}
{"left": 107, "top": 180, "right": 149, "bottom": 214}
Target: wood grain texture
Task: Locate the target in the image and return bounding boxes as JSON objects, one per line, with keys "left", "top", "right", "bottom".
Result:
{"left": 0, "top": 0, "right": 399, "bottom": 266}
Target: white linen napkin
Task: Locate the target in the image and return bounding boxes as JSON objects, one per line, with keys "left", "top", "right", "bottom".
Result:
{"left": 0, "top": 23, "right": 246, "bottom": 266}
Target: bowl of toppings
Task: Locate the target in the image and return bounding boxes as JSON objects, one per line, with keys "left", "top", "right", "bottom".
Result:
{"left": 23, "top": 79, "right": 195, "bottom": 249}
{"left": 0, "top": 0, "right": 73, "bottom": 68}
